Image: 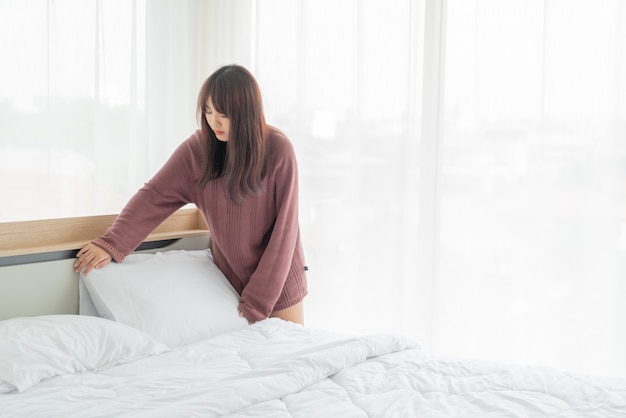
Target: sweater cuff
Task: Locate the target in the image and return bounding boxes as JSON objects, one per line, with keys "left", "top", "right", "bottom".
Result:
{"left": 238, "top": 302, "right": 266, "bottom": 324}
{"left": 92, "top": 239, "right": 126, "bottom": 263}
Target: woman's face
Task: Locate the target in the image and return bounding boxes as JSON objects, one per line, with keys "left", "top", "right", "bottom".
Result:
{"left": 204, "top": 97, "right": 230, "bottom": 142}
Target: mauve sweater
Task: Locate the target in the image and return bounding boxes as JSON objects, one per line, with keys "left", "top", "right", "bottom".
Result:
{"left": 92, "top": 127, "right": 308, "bottom": 323}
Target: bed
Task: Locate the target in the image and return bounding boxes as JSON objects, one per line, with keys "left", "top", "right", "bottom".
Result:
{"left": 1, "top": 209, "right": 625, "bottom": 417}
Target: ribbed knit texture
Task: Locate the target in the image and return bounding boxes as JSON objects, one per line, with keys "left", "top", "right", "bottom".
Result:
{"left": 93, "top": 127, "right": 308, "bottom": 323}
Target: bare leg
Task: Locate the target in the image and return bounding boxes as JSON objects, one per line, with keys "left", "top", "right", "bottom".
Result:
{"left": 270, "top": 301, "right": 304, "bottom": 325}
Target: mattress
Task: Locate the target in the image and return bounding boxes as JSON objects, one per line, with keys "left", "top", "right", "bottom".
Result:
{"left": 1, "top": 318, "right": 625, "bottom": 417}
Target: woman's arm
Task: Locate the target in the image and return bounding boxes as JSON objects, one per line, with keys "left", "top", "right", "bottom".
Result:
{"left": 76, "top": 132, "right": 202, "bottom": 272}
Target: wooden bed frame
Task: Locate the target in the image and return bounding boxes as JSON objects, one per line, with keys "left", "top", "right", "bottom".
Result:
{"left": 0, "top": 207, "right": 209, "bottom": 258}
{"left": 0, "top": 208, "right": 211, "bottom": 320}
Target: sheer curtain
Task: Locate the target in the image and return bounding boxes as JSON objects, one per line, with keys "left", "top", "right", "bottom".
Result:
{"left": 438, "top": 0, "right": 626, "bottom": 377}
{"left": 248, "top": 0, "right": 426, "bottom": 339}
{"left": 0, "top": 0, "right": 202, "bottom": 221}
{"left": 2, "top": 0, "right": 625, "bottom": 378}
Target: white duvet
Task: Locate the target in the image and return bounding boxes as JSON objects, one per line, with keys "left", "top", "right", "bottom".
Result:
{"left": 1, "top": 319, "right": 625, "bottom": 417}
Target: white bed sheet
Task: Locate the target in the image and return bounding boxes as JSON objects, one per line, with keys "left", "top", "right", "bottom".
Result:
{"left": 1, "top": 319, "right": 625, "bottom": 417}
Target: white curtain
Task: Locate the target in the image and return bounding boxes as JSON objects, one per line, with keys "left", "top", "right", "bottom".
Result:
{"left": 250, "top": 0, "right": 426, "bottom": 343}
{"left": 0, "top": 0, "right": 202, "bottom": 220}
{"left": 437, "top": 0, "right": 626, "bottom": 377}
{"left": 1, "top": 0, "right": 625, "bottom": 378}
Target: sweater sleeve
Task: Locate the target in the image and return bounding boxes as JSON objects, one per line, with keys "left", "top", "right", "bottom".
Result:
{"left": 238, "top": 140, "right": 301, "bottom": 322}
{"left": 93, "top": 134, "right": 201, "bottom": 262}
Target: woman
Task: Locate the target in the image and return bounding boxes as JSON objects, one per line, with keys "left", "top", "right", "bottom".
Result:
{"left": 74, "top": 65, "right": 307, "bottom": 325}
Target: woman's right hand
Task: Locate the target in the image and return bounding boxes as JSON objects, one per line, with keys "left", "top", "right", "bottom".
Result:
{"left": 74, "top": 243, "right": 112, "bottom": 275}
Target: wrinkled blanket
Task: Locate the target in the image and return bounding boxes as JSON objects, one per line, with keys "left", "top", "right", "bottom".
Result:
{"left": 1, "top": 319, "right": 625, "bottom": 417}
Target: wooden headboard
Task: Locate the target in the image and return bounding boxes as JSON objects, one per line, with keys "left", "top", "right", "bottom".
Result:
{"left": 0, "top": 208, "right": 211, "bottom": 320}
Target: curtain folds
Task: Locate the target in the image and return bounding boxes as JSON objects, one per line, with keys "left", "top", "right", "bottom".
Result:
{"left": 0, "top": 0, "right": 202, "bottom": 221}
{"left": 438, "top": 0, "right": 626, "bottom": 377}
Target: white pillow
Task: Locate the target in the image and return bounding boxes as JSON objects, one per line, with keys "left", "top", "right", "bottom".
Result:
{"left": 80, "top": 249, "right": 248, "bottom": 348}
{"left": 0, "top": 315, "right": 167, "bottom": 393}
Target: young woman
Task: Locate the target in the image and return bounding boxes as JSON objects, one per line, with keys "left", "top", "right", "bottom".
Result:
{"left": 74, "top": 65, "right": 307, "bottom": 325}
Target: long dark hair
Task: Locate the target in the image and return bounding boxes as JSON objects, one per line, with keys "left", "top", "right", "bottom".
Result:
{"left": 196, "top": 65, "right": 268, "bottom": 203}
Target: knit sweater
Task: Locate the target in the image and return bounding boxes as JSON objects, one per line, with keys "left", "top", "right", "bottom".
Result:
{"left": 93, "top": 127, "right": 308, "bottom": 323}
